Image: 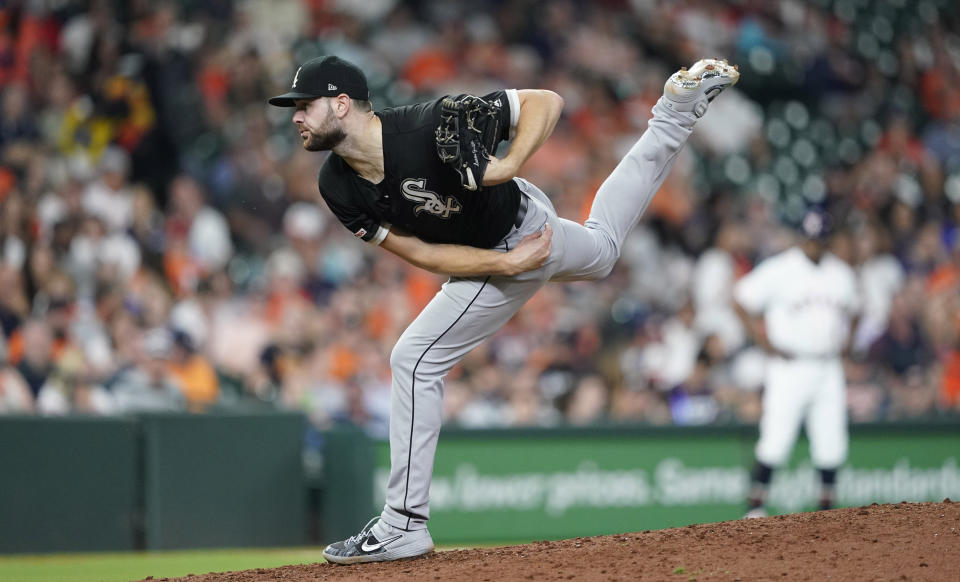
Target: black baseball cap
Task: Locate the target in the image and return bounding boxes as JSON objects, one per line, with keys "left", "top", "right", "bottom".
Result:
{"left": 268, "top": 56, "right": 369, "bottom": 107}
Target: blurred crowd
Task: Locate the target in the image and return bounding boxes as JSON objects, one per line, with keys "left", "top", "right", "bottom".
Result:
{"left": 1, "top": 0, "right": 959, "bottom": 433}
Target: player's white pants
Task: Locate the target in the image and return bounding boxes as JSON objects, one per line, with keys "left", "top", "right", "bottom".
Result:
{"left": 754, "top": 356, "right": 848, "bottom": 469}
{"left": 381, "top": 99, "right": 695, "bottom": 531}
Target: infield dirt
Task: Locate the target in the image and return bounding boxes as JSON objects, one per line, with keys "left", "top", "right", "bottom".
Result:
{"left": 145, "top": 501, "right": 959, "bottom": 581}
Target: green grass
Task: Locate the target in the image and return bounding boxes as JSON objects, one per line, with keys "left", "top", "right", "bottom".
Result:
{"left": 0, "top": 542, "right": 505, "bottom": 582}
{"left": 0, "top": 547, "right": 327, "bottom": 582}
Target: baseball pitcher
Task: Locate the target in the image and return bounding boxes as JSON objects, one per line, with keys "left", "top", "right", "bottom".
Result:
{"left": 268, "top": 55, "right": 739, "bottom": 563}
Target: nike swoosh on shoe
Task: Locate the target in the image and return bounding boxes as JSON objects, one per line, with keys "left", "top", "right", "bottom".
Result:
{"left": 360, "top": 534, "right": 402, "bottom": 552}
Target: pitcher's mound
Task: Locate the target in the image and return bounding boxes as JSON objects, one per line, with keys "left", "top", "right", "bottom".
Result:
{"left": 149, "top": 501, "right": 959, "bottom": 581}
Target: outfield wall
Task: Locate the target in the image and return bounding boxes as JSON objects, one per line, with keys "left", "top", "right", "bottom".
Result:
{"left": 371, "top": 423, "right": 960, "bottom": 543}
{"left": 1, "top": 415, "right": 958, "bottom": 553}
{"left": 0, "top": 413, "right": 306, "bottom": 553}
{"left": 0, "top": 417, "right": 139, "bottom": 553}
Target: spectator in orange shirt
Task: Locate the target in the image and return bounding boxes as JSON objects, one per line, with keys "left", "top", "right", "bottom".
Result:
{"left": 941, "top": 294, "right": 960, "bottom": 411}
{"left": 942, "top": 346, "right": 960, "bottom": 411}
{"left": 168, "top": 328, "right": 219, "bottom": 412}
{"left": 5, "top": 288, "right": 75, "bottom": 367}
{"left": 927, "top": 237, "right": 960, "bottom": 296}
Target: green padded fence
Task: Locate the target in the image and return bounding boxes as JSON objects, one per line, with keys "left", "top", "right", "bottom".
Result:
{"left": 316, "top": 426, "right": 375, "bottom": 543}
{"left": 0, "top": 417, "right": 139, "bottom": 553}
{"left": 0, "top": 413, "right": 307, "bottom": 554}
{"left": 2, "top": 416, "right": 958, "bottom": 553}
{"left": 141, "top": 412, "right": 307, "bottom": 550}
{"left": 371, "top": 422, "right": 960, "bottom": 543}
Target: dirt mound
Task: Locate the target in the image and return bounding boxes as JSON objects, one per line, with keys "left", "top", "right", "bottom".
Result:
{"left": 148, "top": 501, "right": 959, "bottom": 581}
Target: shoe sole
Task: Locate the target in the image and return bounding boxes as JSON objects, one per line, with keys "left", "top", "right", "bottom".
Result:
{"left": 323, "top": 540, "right": 435, "bottom": 565}
{"left": 323, "top": 549, "right": 434, "bottom": 565}
{"left": 667, "top": 58, "right": 740, "bottom": 100}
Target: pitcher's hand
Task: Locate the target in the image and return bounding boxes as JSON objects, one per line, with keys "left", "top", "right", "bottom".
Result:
{"left": 503, "top": 223, "right": 552, "bottom": 275}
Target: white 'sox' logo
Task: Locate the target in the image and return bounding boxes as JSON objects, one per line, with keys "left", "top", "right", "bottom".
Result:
{"left": 401, "top": 178, "right": 462, "bottom": 219}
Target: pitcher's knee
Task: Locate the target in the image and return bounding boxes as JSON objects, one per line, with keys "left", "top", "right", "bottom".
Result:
{"left": 595, "top": 259, "right": 618, "bottom": 279}
{"left": 579, "top": 254, "right": 619, "bottom": 280}
{"left": 390, "top": 338, "right": 420, "bottom": 376}
{"left": 592, "top": 228, "right": 621, "bottom": 279}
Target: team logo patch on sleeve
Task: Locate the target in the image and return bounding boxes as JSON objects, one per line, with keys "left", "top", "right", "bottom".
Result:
{"left": 354, "top": 228, "right": 367, "bottom": 238}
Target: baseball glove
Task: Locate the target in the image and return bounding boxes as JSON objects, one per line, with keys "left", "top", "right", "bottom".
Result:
{"left": 435, "top": 95, "right": 503, "bottom": 191}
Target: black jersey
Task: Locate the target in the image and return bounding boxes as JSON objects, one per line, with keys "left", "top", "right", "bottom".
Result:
{"left": 317, "top": 90, "right": 522, "bottom": 249}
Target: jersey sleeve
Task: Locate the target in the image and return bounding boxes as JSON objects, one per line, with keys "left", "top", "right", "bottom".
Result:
{"left": 320, "top": 192, "right": 390, "bottom": 244}
{"left": 844, "top": 267, "right": 862, "bottom": 315}
{"left": 318, "top": 162, "right": 390, "bottom": 245}
{"left": 827, "top": 257, "right": 862, "bottom": 316}
{"left": 500, "top": 89, "right": 521, "bottom": 139}
{"left": 733, "top": 257, "right": 779, "bottom": 314}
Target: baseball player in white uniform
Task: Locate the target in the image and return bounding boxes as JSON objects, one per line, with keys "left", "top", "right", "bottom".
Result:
{"left": 734, "top": 209, "right": 861, "bottom": 517}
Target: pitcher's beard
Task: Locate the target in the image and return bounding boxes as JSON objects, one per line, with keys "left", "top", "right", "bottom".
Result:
{"left": 303, "top": 127, "right": 346, "bottom": 151}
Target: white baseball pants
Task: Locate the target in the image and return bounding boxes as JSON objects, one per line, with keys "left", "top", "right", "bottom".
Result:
{"left": 755, "top": 356, "right": 848, "bottom": 469}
